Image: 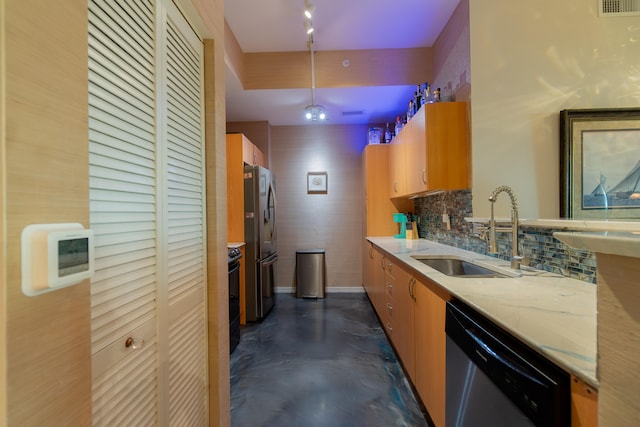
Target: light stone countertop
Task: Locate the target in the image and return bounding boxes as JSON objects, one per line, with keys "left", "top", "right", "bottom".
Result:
{"left": 367, "top": 237, "right": 598, "bottom": 388}
{"left": 554, "top": 231, "right": 640, "bottom": 258}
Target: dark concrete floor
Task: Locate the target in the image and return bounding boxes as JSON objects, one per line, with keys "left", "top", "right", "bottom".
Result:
{"left": 230, "top": 293, "right": 428, "bottom": 427}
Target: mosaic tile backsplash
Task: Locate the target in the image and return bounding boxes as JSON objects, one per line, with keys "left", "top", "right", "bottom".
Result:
{"left": 413, "top": 190, "right": 597, "bottom": 284}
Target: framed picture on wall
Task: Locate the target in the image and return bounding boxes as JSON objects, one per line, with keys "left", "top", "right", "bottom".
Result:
{"left": 560, "top": 108, "right": 640, "bottom": 219}
{"left": 307, "top": 172, "right": 328, "bottom": 194}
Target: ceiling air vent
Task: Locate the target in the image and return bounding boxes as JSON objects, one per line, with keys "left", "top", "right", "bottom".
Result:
{"left": 342, "top": 110, "right": 364, "bottom": 117}
{"left": 599, "top": 0, "right": 640, "bottom": 16}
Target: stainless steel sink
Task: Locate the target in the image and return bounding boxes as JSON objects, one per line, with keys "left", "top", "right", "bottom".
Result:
{"left": 410, "top": 256, "right": 509, "bottom": 278}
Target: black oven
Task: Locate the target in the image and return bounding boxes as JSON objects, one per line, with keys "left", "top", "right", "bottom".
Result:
{"left": 228, "top": 247, "right": 242, "bottom": 354}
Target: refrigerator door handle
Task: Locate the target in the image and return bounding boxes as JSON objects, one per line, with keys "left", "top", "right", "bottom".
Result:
{"left": 262, "top": 253, "right": 278, "bottom": 266}
{"left": 267, "top": 182, "right": 276, "bottom": 239}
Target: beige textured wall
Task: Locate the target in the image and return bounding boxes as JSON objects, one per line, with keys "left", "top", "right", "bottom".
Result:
{"left": 183, "top": 0, "right": 229, "bottom": 425}
{"left": 1, "top": 0, "right": 91, "bottom": 425}
{"left": 596, "top": 253, "right": 640, "bottom": 426}
{"left": 431, "top": 0, "right": 472, "bottom": 194}
{"left": 270, "top": 125, "right": 368, "bottom": 291}
{"left": 469, "top": 0, "right": 640, "bottom": 219}
{"left": 432, "top": 0, "right": 471, "bottom": 104}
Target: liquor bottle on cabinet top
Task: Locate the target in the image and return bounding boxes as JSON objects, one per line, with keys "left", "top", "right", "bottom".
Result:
{"left": 414, "top": 85, "right": 422, "bottom": 112}
{"left": 434, "top": 88, "right": 441, "bottom": 102}
{"left": 395, "top": 115, "right": 403, "bottom": 134}
{"left": 384, "top": 123, "right": 392, "bottom": 143}
{"left": 420, "top": 82, "right": 428, "bottom": 106}
{"left": 423, "top": 82, "right": 432, "bottom": 104}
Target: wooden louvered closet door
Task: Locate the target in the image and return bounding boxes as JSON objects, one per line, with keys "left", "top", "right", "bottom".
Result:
{"left": 88, "top": 0, "right": 206, "bottom": 425}
{"left": 162, "top": 5, "right": 207, "bottom": 426}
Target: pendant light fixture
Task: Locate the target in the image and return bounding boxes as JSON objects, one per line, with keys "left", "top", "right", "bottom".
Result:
{"left": 303, "top": 1, "right": 326, "bottom": 122}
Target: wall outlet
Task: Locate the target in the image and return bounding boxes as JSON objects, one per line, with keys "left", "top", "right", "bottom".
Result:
{"left": 442, "top": 213, "right": 451, "bottom": 230}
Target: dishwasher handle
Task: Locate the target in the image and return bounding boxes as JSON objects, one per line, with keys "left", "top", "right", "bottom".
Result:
{"left": 463, "top": 323, "right": 546, "bottom": 387}
{"left": 446, "top": 301, "right": 570, "bottom": 427}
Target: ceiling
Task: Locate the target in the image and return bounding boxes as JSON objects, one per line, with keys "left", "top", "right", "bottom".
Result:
{"left": 224, "top": 0, "right": 461, "bottom": 126}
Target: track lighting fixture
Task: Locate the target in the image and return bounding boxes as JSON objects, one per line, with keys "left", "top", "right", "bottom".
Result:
{"left": 303, "top": 1, "right": 325, "bottom": 122}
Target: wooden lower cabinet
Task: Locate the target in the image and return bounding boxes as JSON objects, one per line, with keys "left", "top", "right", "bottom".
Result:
{"left": 363, "top": 241, "right": 373, "bottom": 296}
{"left": 414, "top": 277, "right": 448, "bottom": 427}
{"left": 371, "top": 246, "right": 386, "bottom": 317}
{"left": 364, "top": 248, "right": 448, "bottom": 426}
{"left": 571, "top": 374, "right": 598, "bottom": 427}
{"left": 391, "top": 266, "right": 416, "bottom": 381}
{"left": 383, "top": 258, "right": 416, "bottom": 381}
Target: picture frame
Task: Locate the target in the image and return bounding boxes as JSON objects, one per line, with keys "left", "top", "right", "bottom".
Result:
{"left": 307, "top": 172, "right": 328, "bottom": 194}
{"left": 560, "top": 108, "right": 640, "bottom": 219}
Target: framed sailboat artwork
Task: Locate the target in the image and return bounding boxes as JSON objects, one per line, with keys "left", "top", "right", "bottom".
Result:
{"left": 560, "top": 108, "right": 640, "bottom": 219}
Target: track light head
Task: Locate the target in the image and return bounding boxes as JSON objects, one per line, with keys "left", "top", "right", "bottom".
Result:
{"left": 304, "top": 20, "right": 314, "bottom": 34}
{"left": 304, "top": 0, "right": 315, "bottom": 19}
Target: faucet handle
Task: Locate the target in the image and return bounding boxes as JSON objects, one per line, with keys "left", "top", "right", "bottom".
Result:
{"left": 515, "top": 255, "right": 531, "bottom": 267}
{"left": 511, "top": 255, "right": 523, "bottom": 269}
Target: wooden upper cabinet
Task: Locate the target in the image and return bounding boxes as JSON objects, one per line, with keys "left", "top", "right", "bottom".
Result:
{"left": 254, "top": 147, "right": 265, "bottom": 167}
{"left": 226, "top": 134, "right": 246, "bottom": 242}
{"left": 240, "top": 133, "right": 265, "bottom": 167}
{"left": 362, "top": 145, "right": 412, "bottom": 236}
{"left": 404, "top": 107, "right": 425, "bottom": 193}
{"left": 401, "top": 102, "right": 469, "bottom": 197}
{"left": 388, "top": 131, "right": 407, "bottom": 197}
{"left": 227, "top": 132, "right": 264, "bottom": 242}
{"left": 241, "top": 135, "right": 253, "bottom": 165}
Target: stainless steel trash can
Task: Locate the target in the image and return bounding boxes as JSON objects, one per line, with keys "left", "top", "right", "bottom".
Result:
{"left": 296, "top": 249, "right": 326, "bottom": 298}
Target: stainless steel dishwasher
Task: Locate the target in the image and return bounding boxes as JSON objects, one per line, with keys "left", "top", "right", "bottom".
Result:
{"left": 445, "top": 300, "right": 570, "bottom": 427}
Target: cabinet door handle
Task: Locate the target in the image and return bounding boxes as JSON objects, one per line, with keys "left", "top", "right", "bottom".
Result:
{"left": 394, "top": 181, "right": 398, "bottom": 193}
{"left": 421, "top": 169, "right": 426, "bottom": 184}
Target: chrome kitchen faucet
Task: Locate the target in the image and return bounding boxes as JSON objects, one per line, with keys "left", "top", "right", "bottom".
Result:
{"left": 488, "top": 185, "right": 523, "bottom": 269}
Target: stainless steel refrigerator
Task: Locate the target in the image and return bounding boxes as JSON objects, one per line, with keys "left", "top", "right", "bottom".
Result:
{"left": 244, "top": 165, "right": 277, "bottom": 322}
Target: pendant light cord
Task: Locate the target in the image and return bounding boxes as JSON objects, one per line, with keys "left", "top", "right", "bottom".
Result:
{"left": 308, "top": 34, "right": 316, "bottom": 107}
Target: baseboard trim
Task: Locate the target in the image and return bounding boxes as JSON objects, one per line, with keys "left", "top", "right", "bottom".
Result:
{"left": 275, "top": 286, "right": 364, "bottom": 294}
